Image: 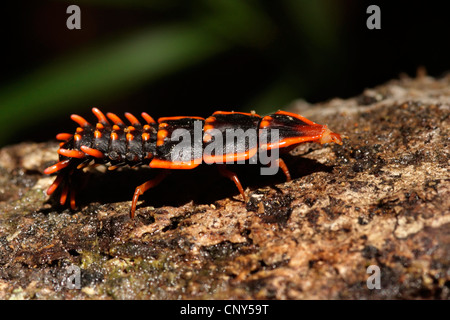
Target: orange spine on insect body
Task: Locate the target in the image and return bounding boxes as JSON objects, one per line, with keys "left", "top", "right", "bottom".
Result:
{"left": 44, "top": 108, "right": 343, "bottom": 218}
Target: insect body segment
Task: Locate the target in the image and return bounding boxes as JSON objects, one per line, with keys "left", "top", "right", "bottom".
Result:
{"left": 203, "top": 111, "right": 262, "bottom": 164}
{"left": 150, "top": 116, "right": 205, "bottom": 169}
{"left": 45, "top": 108, "right": 343, "bottom": 218}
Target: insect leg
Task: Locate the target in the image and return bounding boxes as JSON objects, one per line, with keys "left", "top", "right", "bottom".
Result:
{"left": 131, "top": 171, "right": 169, "bottom": 218}
{"left": 276, "top": 158, "right": 292, "bottom": 182}
{"left": 217, "top": 165, "right": 246, "bottom": 202}
{"left": 60, "top": 183, "right": 70, "bottom": 206}
{"left": 69, "top": 188, "right": 77, "bottom": 210}
{"left": 47, "top": 173, "right": 64, "bottom": 195}
{"left": 56, "top": 133, "right": 73, "bottom": 141}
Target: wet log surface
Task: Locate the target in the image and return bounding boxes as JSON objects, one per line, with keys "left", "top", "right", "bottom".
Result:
{"left": 0, "top": 74, "right": 448, "bottom": 299}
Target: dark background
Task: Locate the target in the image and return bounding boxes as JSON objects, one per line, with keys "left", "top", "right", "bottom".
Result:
{"left": 1, "top": 0, "right": 449, "bottom": 146}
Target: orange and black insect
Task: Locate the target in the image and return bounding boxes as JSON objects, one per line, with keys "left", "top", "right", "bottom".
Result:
{"left": 44, "top": 108, "right": 343, "bottom": 218}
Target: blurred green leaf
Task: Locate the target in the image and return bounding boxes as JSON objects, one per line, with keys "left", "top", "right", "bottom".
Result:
{"left": 198, "top": 0, "right": 275, "bottom": 47}
{"left": 0, "top": 25, "right": 227, "bottom": 146}
{"left": 0, "top": 1, "right": 343, "bottom": 146}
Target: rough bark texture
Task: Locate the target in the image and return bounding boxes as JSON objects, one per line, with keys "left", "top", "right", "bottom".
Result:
{"left": 0, "top": 74, "right": 448, "bottom": 299}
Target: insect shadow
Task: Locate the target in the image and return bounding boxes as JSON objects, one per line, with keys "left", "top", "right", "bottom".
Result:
{"left": 62, "top": 154, "right": 333, "bottom": 212}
